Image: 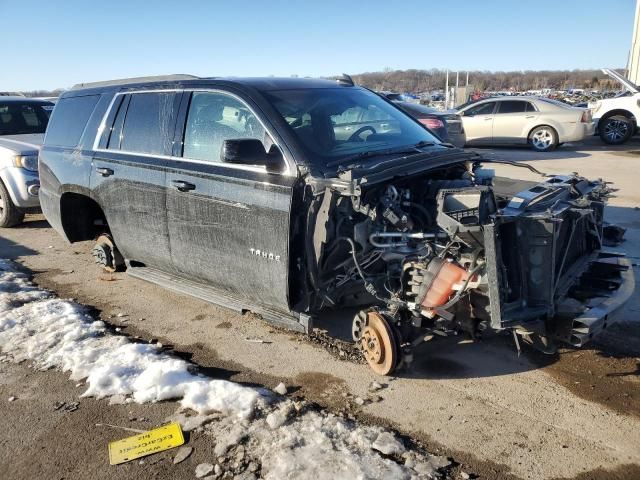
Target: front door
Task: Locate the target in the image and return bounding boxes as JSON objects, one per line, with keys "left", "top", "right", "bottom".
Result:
{"left": 91, "top": 91, "right": 181, "bottom": 271}
{"left": 461, "top": 101, "right": 497, "bottom": 145}
{"left": 165, "top": 90, "right": 295, "bottom": 313}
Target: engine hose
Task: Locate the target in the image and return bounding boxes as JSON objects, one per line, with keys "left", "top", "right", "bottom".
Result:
{"left": 336, "top": 237, "right": 405, "bottom": 306}
{"left": 439, "top": 261, "right": 485, "bottom": 311}
{"left": 403, "top": 201, "right": 433, "bottom": 226}
{"left": 337, "top": 237, "right": 369, "bottom": 284}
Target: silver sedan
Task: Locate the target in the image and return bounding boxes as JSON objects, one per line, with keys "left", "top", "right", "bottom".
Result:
{"left": 457, "top": 96, "right": 594, "bottom": 151}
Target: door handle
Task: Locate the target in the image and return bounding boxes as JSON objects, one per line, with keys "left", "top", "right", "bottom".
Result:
{"left": 484, "top": 117, "right": 492, "bottom": 121}
{"left": 525, "top": 115, "right": 535, "bottom": 119}
{"left": 96, "top": 167, "right": 114, "bottom": 177}
{"left": 172, "top": 180, "right": 196, "bottom": 192}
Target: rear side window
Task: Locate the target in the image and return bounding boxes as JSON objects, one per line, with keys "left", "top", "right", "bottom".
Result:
{"left": 497, "top": 101, "right": 528, "bottom": 114}
{"left": 118, "top": 92, "right": 179, "bottom": 155}
{"left": 45, "top": 95, "right": 99, "bottom": 147}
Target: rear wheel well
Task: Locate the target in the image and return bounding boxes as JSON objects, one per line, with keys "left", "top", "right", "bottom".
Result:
{"left": 60, "top": 193, "right": 108, "bottom": 242}
{"left": 600, "top": 109, "right": 637, "bottom": 125}
{"left": 528, "top": 124, "right": 558, "bottom": 140}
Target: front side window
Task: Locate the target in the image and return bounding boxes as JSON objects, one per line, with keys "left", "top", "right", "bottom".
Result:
{"left": 264, "top": 87, "right": 439, "bottom": 165}
{"left": 465, "top": 102, "right": 496, "bottom": 116}
{"left": 182, "top": 92, "right": 267, "bottom": 162}
{"left": 0, "top": 101, "right": 52, "bottom": 136}
{"left": 118, "top": 92, "right": 179, "bottom": 155}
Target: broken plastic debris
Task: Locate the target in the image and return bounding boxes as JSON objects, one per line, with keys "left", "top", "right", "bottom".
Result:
{"left": 172, "top": 446, "right": 193, "bottom": 464}
{"left": 195, "top": 463, "right": 214, "bottom": 478}
{"left": 371, "top": 431, "right": 405, "bottom": 456}
{"left": 244, "top": 337, "right": 272, "bottom": 344}
{"left": 273, "top": 382, "right": 287, "bottom": 395}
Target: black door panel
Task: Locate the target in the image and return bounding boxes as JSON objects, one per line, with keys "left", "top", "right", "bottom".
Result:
{"left": 91, "top": 154, "right": 172, "bottom": 271}
{"left": 165, "top": 160, "right": 294, "bottom": 313}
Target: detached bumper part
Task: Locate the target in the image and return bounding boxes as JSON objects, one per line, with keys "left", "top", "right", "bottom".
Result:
{"left": 564, "top": 255, "right": 635, "bottom": 347}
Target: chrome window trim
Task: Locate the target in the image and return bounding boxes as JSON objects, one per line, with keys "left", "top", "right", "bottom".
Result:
{"left": 92, "top": 88, "right": 294, "bottom": 177}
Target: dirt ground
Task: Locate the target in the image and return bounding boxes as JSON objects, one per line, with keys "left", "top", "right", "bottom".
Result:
{"left": 0, "top": 138, "right": 639, "bottom": 480}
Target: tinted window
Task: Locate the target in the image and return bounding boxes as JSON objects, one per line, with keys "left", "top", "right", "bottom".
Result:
{"left": 465, "top": 102, "right": 496, "bottom": 116}
{"left": 497, "top": 101, "right": 528, "bottom": 114}
{"left": 45, "top": 95, "right": 99, "bottom": 147}
{"left": 120, "top": 92, "right": 178, "bottom": 155}
{"left": 183, "top": 92, "right": 267, "bottom": 162}
{"left": 0, "top": 101, "right": 52, "bottom": 136}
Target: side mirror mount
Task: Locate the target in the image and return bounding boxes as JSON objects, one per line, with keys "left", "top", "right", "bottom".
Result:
{"left": 222, "top": 138, "right": 284, "bottom": 174}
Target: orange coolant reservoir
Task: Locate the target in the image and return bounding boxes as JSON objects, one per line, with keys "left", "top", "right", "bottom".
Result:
{"left": 421, "top": 260, "right": 469, "bottom": 308}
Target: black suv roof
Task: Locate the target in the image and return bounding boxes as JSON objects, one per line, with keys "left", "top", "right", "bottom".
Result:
{"left": 68, "top": 75, "right": 354, "bottom": 96}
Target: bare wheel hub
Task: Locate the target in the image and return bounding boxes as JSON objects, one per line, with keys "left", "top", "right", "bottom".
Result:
{"left": 359, "top": 311, "right": 398, "bottom": 375}
{"left": 91, "top": 234, "right": 121, "bottom": 273}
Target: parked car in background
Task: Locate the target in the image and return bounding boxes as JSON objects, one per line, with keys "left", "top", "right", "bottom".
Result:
{"left": 589, "top": 68, "right": 639, "bottom": 145}
{"left": 394, "top": 101, "right": 466, "bottom": 147}
{"left": 39, "top": 75, "right": 632, "bottom": 376}
{"left": 0, "top": 97, "right": 53, "bottom": 226}
{"left": 456, "top": 96, "right": 593, "bottom": 151}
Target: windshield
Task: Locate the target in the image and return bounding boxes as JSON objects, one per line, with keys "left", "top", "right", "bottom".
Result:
{"left": 264, "top": 87, "right": 440, "bottom": 165}
{"left": 0, "top": 101, "right": 51, "bottom": 135}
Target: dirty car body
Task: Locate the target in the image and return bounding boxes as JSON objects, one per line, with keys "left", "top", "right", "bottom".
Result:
{"left": 39, "top": 76, "right": 634, "bottom": 375}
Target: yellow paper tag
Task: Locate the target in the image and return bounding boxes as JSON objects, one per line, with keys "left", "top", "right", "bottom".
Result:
{"left": 108, "top": 422, "right": 184, "bottom": 465}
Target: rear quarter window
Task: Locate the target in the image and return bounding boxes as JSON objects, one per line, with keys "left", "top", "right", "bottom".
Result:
{"left": 45, "top": 95, "right": 100, "bottom": 147}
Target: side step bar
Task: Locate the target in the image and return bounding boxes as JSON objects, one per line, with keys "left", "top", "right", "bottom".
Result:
{"left": 126, "top": 264, "right": 312, "bottom": 334}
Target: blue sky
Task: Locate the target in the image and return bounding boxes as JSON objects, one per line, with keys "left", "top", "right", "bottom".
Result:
{"left": 1, "top": 0, "right": 636, "bottom": 91}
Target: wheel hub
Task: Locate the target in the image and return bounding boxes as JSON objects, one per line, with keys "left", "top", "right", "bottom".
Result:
{"left": 532, "top": 129, "right": 552, "bottom": 148}
{"left": 605, "top": 120, "right": 628, "bottom": 141}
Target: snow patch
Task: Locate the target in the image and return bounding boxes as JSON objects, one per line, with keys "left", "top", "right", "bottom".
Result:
{"left": 0, "top": 260, "right": 258, "bottom": 418}
{"left": 0, "top": 259, "right": 448, "bottom": 479}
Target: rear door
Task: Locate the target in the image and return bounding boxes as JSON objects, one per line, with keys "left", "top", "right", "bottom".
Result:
{"left": 165, "top": 89, "right": 295, "bottom": 313}
{"left": 492, "top": 100, "right": 538, "bottom": 144}
{"left": 460, "top": 101, "right": 496, "bottom": 144}
{"left": 91, "top": 91, "right": 181, "bottom": 271}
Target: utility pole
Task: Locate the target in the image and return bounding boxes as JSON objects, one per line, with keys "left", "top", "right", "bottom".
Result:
{"left": 455, "top": 71, "right": 459, "bottom": 107}
{"left": 445, "top": 70, "right": 449, "bottom": 109}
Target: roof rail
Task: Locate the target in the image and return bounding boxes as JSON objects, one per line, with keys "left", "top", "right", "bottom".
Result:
{"left": 71, "top": 74, "right": 199, "bottom": 90}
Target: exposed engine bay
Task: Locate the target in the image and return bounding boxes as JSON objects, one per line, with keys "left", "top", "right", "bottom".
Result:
{"left": 305, "top": 160, "right": 634, "bottom": 375}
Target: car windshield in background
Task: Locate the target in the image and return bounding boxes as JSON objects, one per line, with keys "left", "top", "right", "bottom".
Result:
{"left": 0, "top": 102, "right": 51, "bottom": 135}
{"left": 264, "top": 88, "right": 439, "bottom": 166}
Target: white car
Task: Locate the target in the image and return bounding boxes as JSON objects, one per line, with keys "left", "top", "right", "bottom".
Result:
{"left": 457, "top": 96, "right": 594, "bottom": 152}
{"left": 0, "top": 97, "right": 53, "bottom": 227}
{"left": 589, "top": 68, "right": 639, "bottom": 145}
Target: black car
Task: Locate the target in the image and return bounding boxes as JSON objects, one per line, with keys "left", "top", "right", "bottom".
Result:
{"left": 39, "top": 75, "right": 633, "bottom": 376}
{"left": 394, "top": 101, "right": 466, "bottom": 147}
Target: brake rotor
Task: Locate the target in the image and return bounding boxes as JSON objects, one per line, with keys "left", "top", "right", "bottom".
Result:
{"left": 360, "top": 311, "right": 398, "bottom": 375}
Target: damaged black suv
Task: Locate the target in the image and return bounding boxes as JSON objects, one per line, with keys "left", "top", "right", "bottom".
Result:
{"left": 40, "top": 75, "right": 634, "bottom": 375}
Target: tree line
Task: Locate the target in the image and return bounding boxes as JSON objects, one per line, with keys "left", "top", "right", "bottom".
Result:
{"left": 351, "top": 68, "right": 627, "bottom": 93}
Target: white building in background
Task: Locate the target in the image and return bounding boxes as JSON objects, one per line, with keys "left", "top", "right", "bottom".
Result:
{"left": 628, "top": 0, "right": 640, "bottom": 84}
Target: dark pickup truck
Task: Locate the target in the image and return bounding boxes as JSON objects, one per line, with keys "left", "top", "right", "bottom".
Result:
{"left": 39, "top": 75, "right": 634, "bottom": 375}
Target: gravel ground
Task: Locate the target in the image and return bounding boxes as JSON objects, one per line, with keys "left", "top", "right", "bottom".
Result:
{"left": 0, "top": 137, "right": 639, "bottom": 479}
